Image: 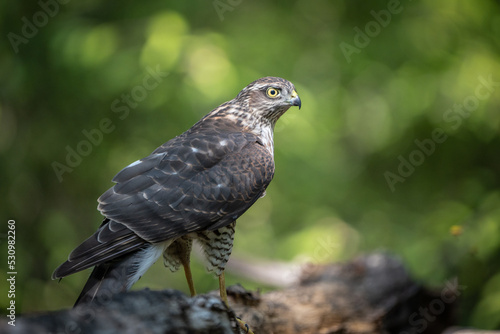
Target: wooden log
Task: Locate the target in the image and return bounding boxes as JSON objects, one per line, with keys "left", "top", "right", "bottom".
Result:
{"left": 1, "top": 253, "right": 465, "bottom": 333}
{"left": 226, "top": 253, "right": 456, "bottom": 333}
{"left": 4, "top": 290, "right": 241, "bottom": 334}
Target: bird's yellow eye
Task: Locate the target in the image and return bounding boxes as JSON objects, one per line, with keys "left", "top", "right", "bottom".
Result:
{"left": 266, "top": 87, "right": 280, "bottom": 98}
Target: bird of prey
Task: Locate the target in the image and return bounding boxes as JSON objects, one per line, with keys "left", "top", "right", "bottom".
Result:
{"left": 53, "top": 77, "right": 301, "bottom": 319}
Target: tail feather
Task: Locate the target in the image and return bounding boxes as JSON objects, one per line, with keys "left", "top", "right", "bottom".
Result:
{"left": 75, "top": 263, "right": 117, "bottom": 306}
{"left": 74, "top": 243, "right": 166, "bottom": 307}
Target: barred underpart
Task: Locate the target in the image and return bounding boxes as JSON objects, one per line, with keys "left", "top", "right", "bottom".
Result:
{"left": 196, "top": 222, "right": 236, "bottom": 276}
{"left": 162, "top": 222, "right": 236, "bottom": 276}
{"left": 163, "top": 236, "right": 193, "bottom": 272}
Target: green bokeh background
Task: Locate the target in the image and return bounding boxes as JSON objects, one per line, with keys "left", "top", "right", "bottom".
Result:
{"left": 1, "top": 0, "right": 500, "bottom": 329}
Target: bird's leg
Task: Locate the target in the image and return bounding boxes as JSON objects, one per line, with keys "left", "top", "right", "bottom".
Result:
{"left": 219, "top": 272, "right": 228, "bottom": 306}
{"left": 218, "top": 271, "right": 254, "bottom": 334}
{"left": 164, "top": 237, "right": 197, "bottom": 297}
{"left": 182, "top": 260, "right": 197, "bottom": 297}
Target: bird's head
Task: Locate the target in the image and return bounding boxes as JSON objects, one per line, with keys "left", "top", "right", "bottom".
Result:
{"left": 235, "top": 77, "right": 301, "bottom": 124}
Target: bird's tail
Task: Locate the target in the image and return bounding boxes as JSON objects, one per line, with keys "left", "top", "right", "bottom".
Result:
{"left": 74, "top": 244, "right": 165, "bottom": 307}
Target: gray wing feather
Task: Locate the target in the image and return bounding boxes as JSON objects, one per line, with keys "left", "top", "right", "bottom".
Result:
{"left": 52, "top": 219, "right": 146, "bottom": 278}
{"left": 98, "top": 128, "right": 274, "bottom": 243}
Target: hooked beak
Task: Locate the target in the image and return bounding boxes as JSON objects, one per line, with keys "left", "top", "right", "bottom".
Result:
{"left": 288, "top": 90, "right": 301, "bottom": 109}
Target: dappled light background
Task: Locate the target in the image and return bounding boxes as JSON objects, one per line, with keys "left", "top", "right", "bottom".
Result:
{"left": 1, "top": 0, "right": 500, "bottom": 328}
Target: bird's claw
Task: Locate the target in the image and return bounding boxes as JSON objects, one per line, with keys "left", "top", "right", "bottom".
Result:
{"left": 236, "top": 317, "right": 253, "bottom": 334}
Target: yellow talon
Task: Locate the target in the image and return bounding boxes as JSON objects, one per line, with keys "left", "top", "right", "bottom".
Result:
{"left": 236, "top": 317, "right": 252, "bottom": 333}
{"left": 219, "top": 273, "right": 255, "bottom": 334}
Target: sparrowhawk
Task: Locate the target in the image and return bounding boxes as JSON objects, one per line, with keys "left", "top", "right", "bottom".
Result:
{"left": 53, "top": 77, "right": 301, "bottom": 329}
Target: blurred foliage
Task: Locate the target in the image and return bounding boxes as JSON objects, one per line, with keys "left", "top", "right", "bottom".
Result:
{"left": 1, "top": 0, "right": 500, "bottom": 329}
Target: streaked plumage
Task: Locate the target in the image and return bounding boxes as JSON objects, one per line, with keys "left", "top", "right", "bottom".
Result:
{"left": 53, "top": 77, "right": 301, "bottom": 307}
